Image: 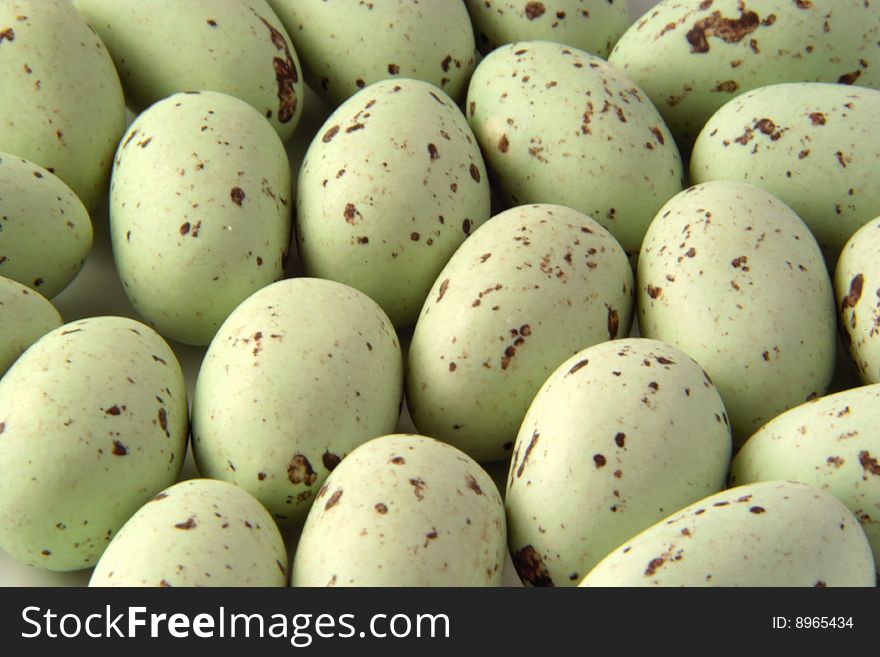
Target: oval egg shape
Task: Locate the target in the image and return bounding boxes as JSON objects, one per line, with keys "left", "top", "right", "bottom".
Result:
{"left": 0, "top": 0, "right": 125, "bottom": 209}
{"left": 465, "top": 0, "right": 630, "bottom": 58}
{"left": 73, "top": 0, "right": 304, "bottom": 141}
{"left": 0, "top": 316, "right": 188, "bottom": 571}
{"left": 90, "top": 479, "right": 287, "bottom": 587}
{"left": 467, "top": 40, "right": 683, "bottom": 256}
{"left": 691, "top": 83, "right": 880, "bottom": 261}
{"left": 730, "top": 383, "right": 880, "bottom": 568}
{"left": 291, "top": 434, "right": 506, "bottom": 587}
{"left": 836, "top": 217, "right": 880, "bottom": 383}
{"left": 0, "top": 151, "right": 92, "bottom": 298}
{"left": 407, "top": 203, "right": 633, "bottom": 462}
{"left": 110, "top": 90, "right": 292, "bottom": 346}
{"left": 608, "top": 0, "right": 880, "bottom": 146}
{"left": 192, "top": 278, "right": 403, "bottom": 526}
{"left": 0, "top": 276, "right": 61, "bottom": 376}
{"left": 296, "top": 79, "right": 490, "bottom": 327}
{"left": 507, "top": 338, "right": 731, "bottom": 587}
{"left": 268, "top": 0, "right": 475, "bottom": 105}
{"left": 638, "top": 181, "right": 836, "bottom": 441}
{"left": 580, "top": 481, "right": 875, "bottom": 587}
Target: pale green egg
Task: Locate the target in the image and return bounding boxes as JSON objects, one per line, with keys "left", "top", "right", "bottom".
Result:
{"left": 0, "top": 276, "right": 61, "bottom": 377}
{"left": 291, "top": 434, "right": 505, "bottom": 587}
{"left": 90, "top": 479, "right": 287, "bottom": 587}
{"left": 407, "top": 203, "right": 633, "bottom": 462}
{"left": 110, "top": 90, "right": 292, "bottom": 346}
{"left": 0, "top": 316, "right": 188, "bottom": 571}
{"left": 0, "top": 0, "right": 125, "bottom": 209}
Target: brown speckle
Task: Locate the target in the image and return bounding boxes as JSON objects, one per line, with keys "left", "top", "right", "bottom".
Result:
{"left": 322, "top": 451, "right": 341, "bottom": 471}
{"left": 427, "top": 143, "right": 439, "bottom": 160}
{"left": 750, "top": 506, "right": 766, "bottom": 514}
{"left": 375, "top": 503, "right": 388, "bottom": 514}
{"left": 343, "top": 202, "right": 360, "bottom": 224}
{"left": 859, "top": 451, "right": 880, "bottom": 477}
{"left": 258, "top": 472, "right": 267, "bottom": 481}
{"left": 254, "top": 14, "right": 299, "bottom": 123}
{"left": 388, "top": 63, "right": 399, "bottom": 75}
{"left": 836, "top": 151, "right": 848, "bottom": 168}
{"left": 524, "top": 2, "right": 546, "bottom": 20}
{"left": 322, "top": 125, "right": 340, "bottom": 143}
{"left": 842, "top": 273, "right": 864, "bottom": 310}
{"left": 207, "top": 19, "right": 217, "bottom": 27}
{"left": 463, "top": 218, "right": 472, "bottom": 235}
{"left": 390, "top": 456, "right": 406, "bottom": 465}
{"left": 0, "top": 28, "right": 15, "bottom": 43}
{"left": 646, "top": 284, "right": 662, "bottom": 299}
{"left": 324, "top": 488, "right": 343, "bottom": 511}
{"left": 685, "top": 8, "right": 760, "bottom": 54}
{"left": 645, "top": 557, "right": 665, "bottom": 577}
{"left": 158, "top": 408, "right": 169, "bottom": 436}
{"left": 437, "top": 278, "right": 450, "bottom": 302}
{"left": 112, "top": 440, "right": 127, "bottom": 456}
{"left": 515, "top": 431, "right": 540, "bottom": 479}
{"left": 594, "top": 454, "right": 607, "bottom": 468}
{"left": 464, "top": 474, "right": 483, "bottom": 495}
{"left": 607, "top": 307, "right": 619, "bottom": 339}
{"left": 568, "top": 359, "right": 589, "bottom": 375}
{"left": 808, "top": 112, "right": 826, "bottom": 126}
{"left": 498, "top": 134, "right": 509, "bottom": 152}
{"left": 105, "top": 405, "right": 121, "bottom": 416}
{"left": 469, "top": 163, "right": 481, "bottom": 182}
{"left": 838, "top": 70, "right": 862, "bottom": 85}
{"left": 179, "top": 222, "right": 191, "bottom": 235}
{"left": 409, "top": 477, "right": 426, "bottom": 500}
{"left": 512, "top": 545, "right": 554, "bottom": 587}
{"left": 715, "top": 80, "right": 738, "bottom": 92}
{"left": 175, "top": 517, "right": 197, "bottom": 530}
{"left": 230, "top": 187, "right": 245, "bottom": 206}
{"left": 614, "top": 432, "right": 625, "bottom": 448}
{"left": 288, "top": 454, "right": 317, "bottom": 486}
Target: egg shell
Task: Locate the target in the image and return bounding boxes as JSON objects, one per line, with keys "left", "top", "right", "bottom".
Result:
{"left": 609, "top": 0, "right": 880, "bottom": 147}
{"left": 407, "top": 203, "right": 633, "bottom": 462}
{"left": 0, "top": 276, "right": 61, "bottom": 377}
{"left": 291, "top": 434, "right": 506, "bottom": 587}
{"left": 638, "top": 180, "right": 836, "bottom": 441}
{"left": 580, "top": 481, "right": 875, "bottom": 587}
{"left": 89, "top": 479, "right": 287, "bottom": 587}
{"left": 465, "top": 0, "right": 630, "bottom": 58}
{"left": 192, "top": 278, "right": 402, "bottom": 527}
{"left": 296, "top": 79, "right": 490, "bottom": 327}
{"left": 835, "top": 217, "right": 880, "bottom": 384}
{"left": 466, "top": 40, "right": 682, "bottom": 256}
{"left": 73, "top": 0, "right": 304, "bottom": 141}
{"left": 267, "top": 0, "right": 475, "bottom": 105}
{"left": 692, "top": 83, "right": 880, "bottom": 262}
{"left": 0, "top": 0, "right": 125, "bottom": 209}
{"left": 506, "top": 338, "right": 731, "bottom": 587}
{"left": 0, "top": 151, "right": 92, "bottom": 298}
{"left": 731, "top": 384, "right": 880, "bottom": 569}
{"left": 0, "top": 316, "right": 188, "bottom": 571}
{"left": 110, "top": 90, "right": 292, "bottom": 346}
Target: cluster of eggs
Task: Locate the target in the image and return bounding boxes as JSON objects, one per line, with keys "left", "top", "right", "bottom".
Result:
{"left": 0, "top": 0, "right": 878, "bottom": 587}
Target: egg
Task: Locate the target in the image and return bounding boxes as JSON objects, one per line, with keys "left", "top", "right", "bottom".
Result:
{"left": 296, "top": 79, "right": 490, "bottom": 327}
{"left": 72, "top": 0, "right": 304, "bottom": 141}
{"left": 0, "top": 316, "right": 188, "bottom": 571}
{"left": 730, "top": 384, "right": 880, "bottom": 569}
{"left": 0, "top": 151, "right": 92, "bottom": 298}
{"left": 581, "top": 481, "right": 875, "bottom": 586}
{"left": 192, "top": 278, "right": 402, "bottom": 527}
{"left": 110, "top": 90, "right": 292, "bottom": 346}
{"left": 466, "top": 40, "right": 682, "bottom": 256}
{"left": 89, "top": 479, "right": 287, "bottom": 587}
{"left": 0, "top": 0, "right": 125, "bottom": 209}
{"left": 465, "top": 0, "right": 630, "bottom": 58}
{"left": 638, "top": 181, "right": 836, "bottom": 441}
{"left": 506, "top": 338, "right": 731, "bottom": 586}
{"left": 407, "top": 203, "right": 633, "bottom": 462}
{"left": 692, "top": 83, "right": 880, "bottom": 262}
{"left": 267, "top": 0, "right": 475, "bottom": 105}
{"left": 291, "top": 434, "right": 505, "bottom": 586}
{"left": 0, "top": 276, "right": 61, "bottom": 377}
{"left": 609, "top": 0, "right": 880, "bottom": 147}
{"left": 836, "top": 217, "right": 880, "bottom": 383}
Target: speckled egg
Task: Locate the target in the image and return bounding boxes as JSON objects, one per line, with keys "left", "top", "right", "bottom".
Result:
{"left": 0, "top": 276, "right": 60, "bottom": 377}
{"left": 73, "top": 0, "right": 304, "bottom": 141}
{"left": 0, "top": 0, "right": 125, "bottom": 209}
{"left": 836, "top": 217, "right": 880, "bottom": 383}
{"left": 466, "top": 0, "right": 629, "bottom": 58}
{"left": 291, "top": 434, "right": 506, "bottom": 587}
{"left": 407, "top": 204, "right": 633, "bottom": 462}
{"left": 506, "top": 338, "right": 731, "bottom": 587}
{"left": 296, "top": 79, "right": 490, "bottom": 327}
{"left": 467, "top": 40, "right": 682, "bottom": 256}
{"left": 638, "top": 181, "right": 836, "bottom": 442}
{"left": 609, "top": 0, "right": 880, "bottom": 146}
{"left": 730, "top": 384, "right": 880, "bottom": 569}
{"left": 692, "top": 83, "right": 880, "bottom": 262}
{"left": 192, "top": 278, "right": 402, "bottom": 527}
{"left": 0, "top": 152, "right": 92, "bottom": 298}
{"left": 89, "top": 479, "right": 287, "bottom": 587}
{"left": 267, "top": 0, "right": 475, "bottom": 105}
{"left": 0, "top": 316, "right": 188, "bottom": 571}
{"left": 110, "top": 90, "right": 292, "bottom": 346}
{"left": 581, "top": 481, "right": 875, "bottom": 586}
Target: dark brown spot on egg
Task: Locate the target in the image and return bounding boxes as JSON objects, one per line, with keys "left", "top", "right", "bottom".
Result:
{"left": 512, "top": 545, "right": 554, "bottom": 587}
{"left": 112, "top": 441, "right": 127, "bottom": 456}
{"left": 175, "top": 517, "right": 197, "bottom": 530}
{"left": 230, "top": 187, "right": 245, "bottom": 206}
{"left": 685, "top": 8, "right": 760, "bottom": 54}
{"left": 322, "top": 451, "right": 341, "bottom": 471}
{"left": 324, "top": 489, "right": 343, "bottom": 510}
{"left": 288, "top": 454, "right": 317, "bottom": 486}
{"left": 524, "top": 2, "right": 546, "bottom": 20}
